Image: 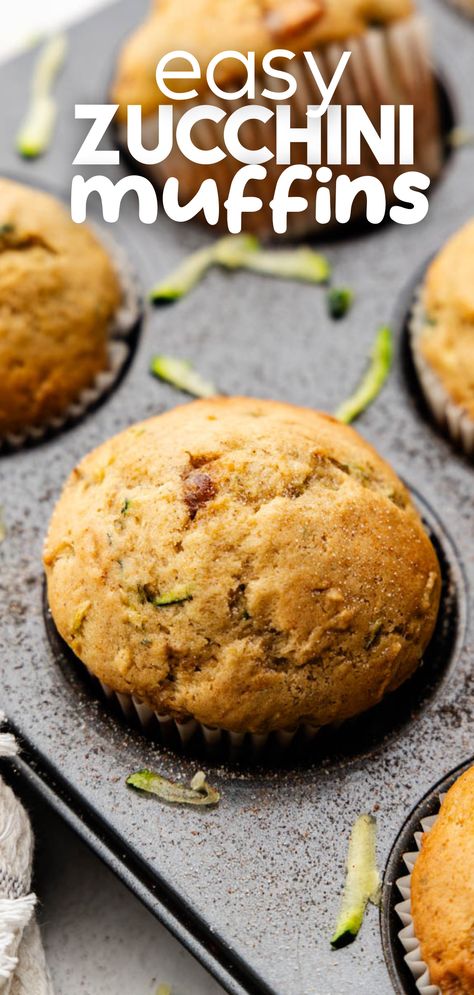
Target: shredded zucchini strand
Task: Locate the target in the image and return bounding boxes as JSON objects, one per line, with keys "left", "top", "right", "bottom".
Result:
{"left": 335, "top": 326, "right": 393, "bottom": 424}
{"left": 16, "top": 34, "right": 67, "bottom": 158}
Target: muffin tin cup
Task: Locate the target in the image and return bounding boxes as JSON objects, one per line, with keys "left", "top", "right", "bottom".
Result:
{"left": 90, "top": 672, "right": 320, "bottom": 757}
{"left": 394, "top": 798, "right": 445, "bottom": 995}
{"left": 126, "top": 14, "right": 442, "bottom": 239}
{"left": 409, "top": 289, "right": 474, "bottom": 458}
{"left": 0, "top": 226, "right": 142, "bottom": 453}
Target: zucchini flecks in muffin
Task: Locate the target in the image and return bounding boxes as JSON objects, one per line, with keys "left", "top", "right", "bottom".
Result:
{"left": 44, "top": 399, "right": 441, "bottom": 735}
{"left": 153, "top": 589, "right": 193, "bottom": 607}
{"left": 138, "top": 583, "right": 193, "bottom": 608}
{"left": 365, "top": 619, "right": 383, "bottom": 650}
{"left": 70, "top": 600, "right": 91, "bottom": 637}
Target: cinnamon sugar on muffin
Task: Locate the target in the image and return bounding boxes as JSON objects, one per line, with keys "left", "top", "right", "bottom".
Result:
{"left": 44, "top": 397, "right": 440, "bottom": 739}
{"left": 111, "top": 0, "right": 442, "bottom": 238}
{"left": 0, "top": 178, "right": 121, "bottom": 437}
{"left": 411, "top": 766, "right": 474, "bottom": 994}
{"left": 410, "top": 219, "right": 474, "bottom": 457}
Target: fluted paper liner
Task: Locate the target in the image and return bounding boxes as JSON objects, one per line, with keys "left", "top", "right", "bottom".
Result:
{"left": 410, "top": 289, "right": 474, "bottom": 458}
{"left": 394, "top": 796, "right": 446, "bottom": 995}
{"left": 128, "top": 14, "right": 442, "bottom": 238}
{"left": 82, "top": 668, "right": 320, "bottom": 756}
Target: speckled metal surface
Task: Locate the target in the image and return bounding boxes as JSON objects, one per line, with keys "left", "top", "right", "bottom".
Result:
{"left": 0, "top": 2, "right": 472, "bottom": 994}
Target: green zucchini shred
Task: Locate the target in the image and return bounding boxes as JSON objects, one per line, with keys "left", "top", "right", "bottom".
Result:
{"left": 447, "top": 126, "right": 474, "bottom": 149}
{"left": 151, "top": 588, "right": 193, "bottom": 607}
{"left": 212, "top": 233, "right": 260, "bottom": 269}
{"left": 365, "top": 619, "right": 383, "bottom": 649}
{"left": 327, "top": 287, "right": 354, "bottom": 319}
{"left": 16, "top": 34, "right": 67, "bottom": 158}
{"left": 331, "top": 813, "right": 380, "bottom": 949}
{"left": 149, "top": 234, "right": 330, "bottom": 302}
{"left": 127, "top": 769, "right": 220, "bottom": 807}
{"left": 149, "top": 244, "right": 217, "bottom": 301}
{"left": 150, "top": 355, "right": 217, "bottom": 398}
{"left": 238, "top": 245, "right": 330, "bottom": 284}
{"left": 334, "top": 326, "right": 393, "bottom": 424}
{"left": 148, "top": 236, "right": 257, "bottom": 301}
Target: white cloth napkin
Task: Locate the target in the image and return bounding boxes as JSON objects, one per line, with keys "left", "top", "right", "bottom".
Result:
{"left": 0, "top": 726, "right": 53, "bottom": 995}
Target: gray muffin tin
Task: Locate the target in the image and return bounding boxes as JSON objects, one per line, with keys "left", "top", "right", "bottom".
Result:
{"left": 0, "top": 1, "right": 473, "bottom": 993}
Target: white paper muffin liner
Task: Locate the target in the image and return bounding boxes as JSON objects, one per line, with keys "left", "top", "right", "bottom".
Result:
{"left": 394, "top": 795, "right": 446, "bottom": 995}
{"left": 126, "top": 14, "right": 442, "bottom": 239}
{"left": 0, "top": 226, "right": 142, "bottom": 453}
{"left": 83, "top": 669, "right": 320, "bottom": 756}
{"left": 409, "top": 288, "right": 474, "bottom": 458}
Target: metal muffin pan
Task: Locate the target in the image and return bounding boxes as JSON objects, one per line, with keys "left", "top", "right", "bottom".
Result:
{"left": 0, "top": 1, "right": 473, "bottom": 993}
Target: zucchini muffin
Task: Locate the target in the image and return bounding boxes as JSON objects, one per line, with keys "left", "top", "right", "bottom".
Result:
{"left": 111, "top": 0, "right": 442, "bottom": 238}
{"left": 411, "top": 219, "right": 474, "bottom": 457}
{"left": 0, "top": 178, "right": 121, "bottom": 437}
{"left": 44, "top": 397, "right": 441, "bottom": 738}
{"left": 411, "top": 767, "right": 474, "bottom": 994}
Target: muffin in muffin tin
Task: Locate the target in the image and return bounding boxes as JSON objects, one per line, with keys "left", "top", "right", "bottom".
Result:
{"left": 410, "top": 219, "right": 474, "bottom": 458}
{"left": 0, "top": 177, "right": 138, "bottom": 444}
{"left": 396, "top": 766, "right": 474, "bottom": 995}
{"left": 111, "top": 0, "right": 443, "bottom": 238}
{"left": 44, "top": 397, "right": 441, "bottom": 747}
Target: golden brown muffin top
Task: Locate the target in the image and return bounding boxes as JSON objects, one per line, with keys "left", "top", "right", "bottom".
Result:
{"left": 411, "top": 766, "right": 474, "bottom": 995}
{"left": 0, "top": 178, "right": 121, "bottom": 436}
{"left": 111, "top": 0, "right": 413, "bottom": 119}
{"left": 420, "top": 219, "right": 474, "bottom": 420}
{"left": 44, "top": 397, "right": 440, "bottom": 734}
